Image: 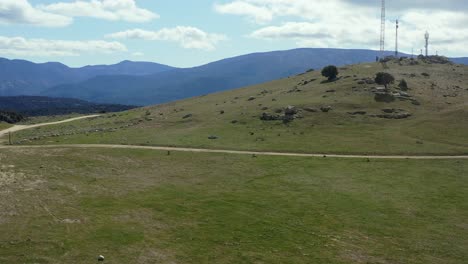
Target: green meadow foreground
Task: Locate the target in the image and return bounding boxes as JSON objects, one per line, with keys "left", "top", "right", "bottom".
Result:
{"left": 0, "top": 147, "right": 467, "bottom": 263}
{"left": 10, "top": 60, "right": 467, "bottom": 155}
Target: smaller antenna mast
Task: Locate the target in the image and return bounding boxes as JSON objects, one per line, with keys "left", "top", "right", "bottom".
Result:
{"left": 425, "top": 31, "right": 430, "bottom": 57}
{"left": 395, "top": 19, "right": 399, "bottom": 57}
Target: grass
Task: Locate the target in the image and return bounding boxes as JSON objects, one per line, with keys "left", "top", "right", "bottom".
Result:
{"left": 10, "top": 60, "right": 468, "bottom": 155}
{"left": 0, "top": 147, "right": 467, "bottom": 263}
{"left": 0, "top": 122, "right": 12, "bottom": 131}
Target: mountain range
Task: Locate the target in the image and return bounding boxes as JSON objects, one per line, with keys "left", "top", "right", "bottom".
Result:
{"left": 1, "top": 48, "right": 467, "bottom": 106}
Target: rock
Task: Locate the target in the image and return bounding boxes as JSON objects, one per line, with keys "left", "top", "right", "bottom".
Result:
{"left": 357, "top": 81, "right": 366, "bottom": 85}
{"left": 220, "top": 110, "right": 225, "bottom": 114}
{"left": 261, "top": 107, "right": 269, "bottom": 111}
{"left": 303, "top": 107, "right": 318, "bottom": 113}
{"left": 208, "top": 135, "right": 219, "bottom": 140}
{"left": 320, "top": 106, "right": 332, "bottom": 112}
{"left": 411, "top": 100, "right": 421, "bottom": 106}
{"left": 374, "top": 93, "right": 395, "bottom": 103}
{"left": 231, "top": 120, "right": 238, "bottom": 124}
{"left": 248, "top": 96, "right": 256, "bottom": 101}
{"left": 348, "top": 111, "right": 367, "bottom": 115}
{"left": 365, "top": 78, "right": 375, "bottom": 84}
{"left": 382, "top": 108, "right": 395, "bottom": 113}
{"left": 421, "top": 72, "right": 430, "bottom": 77}
{"left": 274, "top": 109, "right": 283, "bottom": 114}
{"left": 182, "top": 114, "right": 193, "bottom": 119}
{"left": 260, "top": 113, "right": 282, "bottom": 121}
{"left": 284, "top": 106, "right": 298, "bottom": 116}
{"left": 380, "top": 113, "right": 412, "bottom": 119}
{"left": 98, "top": 255, "right": 105, "bottom": 262}
{"left": 326, "top": 89, "right": 336, "bottom": 93}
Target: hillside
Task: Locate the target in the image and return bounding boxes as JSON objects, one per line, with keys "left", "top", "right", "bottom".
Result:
{"left": 0, "top": 96, "right": 136, "bottom": 117}
{"left": 0, "top": 58, "right": 175, "bottom": 96}
{"left": 41, "top": 48, "right": 401, "bottom": 105}
{"left": 13, "top": 58, "right": 468, "bottom": 155}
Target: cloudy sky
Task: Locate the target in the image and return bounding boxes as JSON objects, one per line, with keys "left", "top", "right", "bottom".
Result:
{"left": 0, "top": 0, "right": 467, "bottom": 67}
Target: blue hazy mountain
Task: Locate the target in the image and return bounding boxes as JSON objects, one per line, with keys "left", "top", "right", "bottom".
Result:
{"left": 0, "top": 58, "right": 175, "bottom": 96}
{"left": 42, "top": 48, "right": 395, "bottom": 105}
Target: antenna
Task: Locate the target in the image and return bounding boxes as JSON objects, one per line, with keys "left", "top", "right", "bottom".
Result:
{"left": 395, "top": 19, "right": 399, "bottom": 57}
{"left": 425, "top": 31, "right": 430, "bottom": 57}
{"left": 380, "top": 0, "right": 386, "bottom": 57}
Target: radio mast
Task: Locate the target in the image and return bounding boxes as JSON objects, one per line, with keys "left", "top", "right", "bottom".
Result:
{"left": 395, "top": 19, "right": 399, "bottom": 57}
{"left": 380, "top": 0, "right": 386, "bottom": 58}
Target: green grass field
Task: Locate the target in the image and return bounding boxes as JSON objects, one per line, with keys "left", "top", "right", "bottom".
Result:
{"left": 0, "top": 147, "right": 467, "bottom": 263}
{"left": 10, "top": 61, "right": 468, "bottom": 155}
{"left": 0, "top": 122, "right": 12, "bottom": 131}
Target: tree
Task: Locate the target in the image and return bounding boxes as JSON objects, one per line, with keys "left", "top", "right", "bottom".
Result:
{"left": 398, "top": 79, "right": 408, "bottom": 91}
{"left": 321, "top": 65, "right": 339, "bottom": 81}
{"left": 375, "top": 72, "right": 395, "bottom": 90}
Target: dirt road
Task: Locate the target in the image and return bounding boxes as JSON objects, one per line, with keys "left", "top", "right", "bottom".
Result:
{"left": 0, "top": 115, "right": 467, "bottom": 160}
{"left": 0, "top": 144, "right": 467, "bottom": 160}
{"left": 0, "top": 115, "right": 100, "bottom": 138}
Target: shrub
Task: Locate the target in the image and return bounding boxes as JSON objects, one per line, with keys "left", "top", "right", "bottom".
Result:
{"left": 399, "top": 79, "right": 408, "bottom": 91}
{"left": 321, "top": 65, "right": 339, "bottom": 81}
{"left": 375, "top": 72, "right": 395, "bottom": 89}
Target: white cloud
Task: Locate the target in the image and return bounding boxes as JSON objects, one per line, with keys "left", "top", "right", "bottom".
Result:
{"left": 107, "top": 27, "right": 227, "bottom": 51}
{"left": 39, "top": 0, "right": 158, "bottom": 23}
{"left": 0, "top": 36, "right": 127, "bottom": 56}
{"left": 132, "top": 52, "right": 144, "bottom": 56}
{"left": 0, "top": 0, "right": 71, "bottom": 27}
{"left": 214, "top": 1, "right": 273, "bottom": 24}
{"left": 218, "top": 0, "right": 468, "bottom": 56}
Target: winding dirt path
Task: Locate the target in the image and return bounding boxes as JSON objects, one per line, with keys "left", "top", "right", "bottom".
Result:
{"left": 0, "top": 115, "right": 467, "bottom": 160}
{"left": 0, "top": 144, "right": 467, "bottom": 160}
{"left": 0, "top": 115, "right": 100, "bottom": 138}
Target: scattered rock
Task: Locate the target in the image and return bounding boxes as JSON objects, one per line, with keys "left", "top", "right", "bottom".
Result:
{"left": 231, "top": 120, "right": 238, "bottom": 124}
{"left": 421, "top": 72, "right": 430, "bottom": 77}
{"left": 348, "top": 111, "right": 367, "bottom": 115}
{"left": 260, "top": 113, "right": 282, "bottom": 121}
{"left": 326, "top": 89, "right": 336, "bottom": 93}
{"left": 374, "top": 93, "right": 395, "bottom": 103}
{"left": 182, "top": 114, "right": 193, "bottom": 119}
{"left": 320, "top": 106, "right": 333, "bottom": 112}
{"left": 303, "top": 107, "right": 318, "bottom": 113}
{"left": 284, "top": 106, "right": 298, "bottom": 116}
{"left": 208, "top": 135, "right": 219, "bottom": 140}
{"left": 248, "top": 96, "right": 256, "bottom": 101}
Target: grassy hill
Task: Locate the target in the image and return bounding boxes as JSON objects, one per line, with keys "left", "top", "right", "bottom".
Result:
{"left": 13, "top": 58, "right": 468, "bottom": 155}
{"left": 1, "top": 58, "right": 467, "bottom": 263}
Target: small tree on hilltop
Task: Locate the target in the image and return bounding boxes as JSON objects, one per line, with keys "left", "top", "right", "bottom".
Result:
{"left": 321, "top": 65, "right": 339, "bottom": 81}
{"left": 375, "top": 72, "right": 395, "bottom": 90}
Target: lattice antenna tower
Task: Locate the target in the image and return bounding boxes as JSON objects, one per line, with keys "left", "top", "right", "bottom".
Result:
{"left": 380, "top": 0, "right": 386, "bottom": 57}
{"left": 395, "top": 19, "right": 399, "bottom": 57}
{"left": 425, "top": 31, "right": 430, "bottom": 57}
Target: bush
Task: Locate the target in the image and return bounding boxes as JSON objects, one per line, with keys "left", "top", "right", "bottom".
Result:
{"left": 375, "top": 72, "right": 395, "bottom": 89}
{"left": 321, "top": 65, "right": 339, "bottom": 81}
{"left": 399, "top": 79, "right": 408, "bottom": 91}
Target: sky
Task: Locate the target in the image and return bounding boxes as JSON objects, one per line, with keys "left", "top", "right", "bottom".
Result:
{"left": 0, "top": 0, "right": 467, "bottom": 68}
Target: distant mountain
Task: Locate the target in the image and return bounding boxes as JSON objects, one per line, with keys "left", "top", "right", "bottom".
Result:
{"left": 43, "top": 48, "right": 397, "bottom": 105}
{"left": 0, "top": 58, "right": 175, "bottom": 96}
{"left": 452, "top": 57, "right": 468, "bottom": 65}
{"left": 0, "top": 96, "right": 136, "bottom": 116}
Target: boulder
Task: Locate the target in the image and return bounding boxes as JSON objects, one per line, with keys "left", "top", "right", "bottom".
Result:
{"left": 284, "top": 106, "right": 298, "bottom": 116}
{"left": 303, "top": 107, "right": 318, "bottom": 113}
{"left": 320, "top": 106, "right": 333, "bottom": 112}
{"left": 374, "top": 93, "right": 395, "bottom": 103}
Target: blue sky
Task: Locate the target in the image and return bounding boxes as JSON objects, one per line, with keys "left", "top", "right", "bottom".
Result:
{"left": 1, "top": 0, "right": 467, "bottom": 67}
